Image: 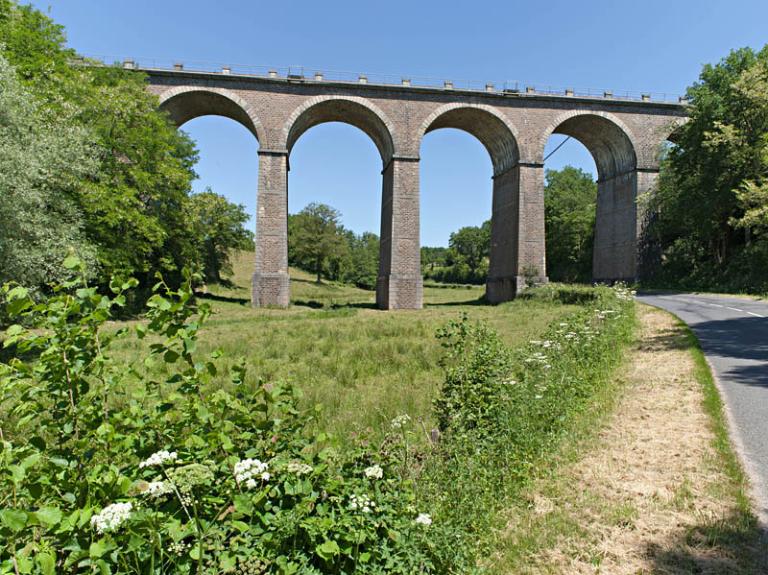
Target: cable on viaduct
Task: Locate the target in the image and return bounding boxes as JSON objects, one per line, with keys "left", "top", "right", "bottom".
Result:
{"left": 135, "top": 61, "right": 687, "bottom": 310}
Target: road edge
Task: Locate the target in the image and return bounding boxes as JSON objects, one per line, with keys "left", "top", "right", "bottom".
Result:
{"left": 639, "top": 301, "right": 768, "bottom": 531}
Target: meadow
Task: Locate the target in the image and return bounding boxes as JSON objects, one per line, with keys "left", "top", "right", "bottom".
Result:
{"left": 111, "top": 251, "right": 577, "bottom": 441}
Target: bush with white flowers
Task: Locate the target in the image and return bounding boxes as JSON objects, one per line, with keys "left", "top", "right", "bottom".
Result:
{"left": 0, "top": 269, "right": 451, "bottom": 575}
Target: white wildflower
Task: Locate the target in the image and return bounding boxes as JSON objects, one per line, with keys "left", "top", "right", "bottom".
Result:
{"left": 348, "top": 494, "right": 376, "bottom": 513}
{"left": 90, "top": 502, "right": 133, "bottom": 534}
{"left": 390, "top": 414, "right": 411, "bottom": 430}
{"left": 287, "top": 462, "right": 314, "bottom": 475}
{"left": 364, "top": 464, "right": 383, "bottom": 479}
{"left": 144, "top": 480, "right": 172, "bottom": 498}
{"left": 234, "top": 458, "right": 269, "bottom": 487}
{"left": 415, "top": 513, "right": 432, "bottom": 526}
{"left": 139, "top": 450, "right": 178, "bottom": 468}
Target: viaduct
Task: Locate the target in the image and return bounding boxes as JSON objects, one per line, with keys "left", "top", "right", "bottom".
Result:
{"left": 137, "top": 62, "right": 688, "bottom": 310}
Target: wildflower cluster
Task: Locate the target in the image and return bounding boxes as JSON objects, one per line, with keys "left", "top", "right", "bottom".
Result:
{"left": 142, "top": 480, "right": 172, "bottom": 498}
{"left": 364, "top": 464, "right": 383, "bottom": 479}
{"left": 90, "top": 502, "right": 133, "bottom": 534}
{"left": 348, "top": 494, "right": 376, "bottom": 513}
{"left": 234, "top": 458, "right": 271, "bottom": 488}
{"left": 390, "top": 414, "right": 411, "bottom": 430}
{"left": 286, "top": 461, "right": 313, "bottom": 476}
{"left": 139, "top": 450, "right": 178, "bottom": 468}
{"left": 415, "top": 513, "right": 433, "bottom": 526}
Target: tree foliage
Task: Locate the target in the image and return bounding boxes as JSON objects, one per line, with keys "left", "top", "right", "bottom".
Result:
{"left": 288, "top": 203, "right": 348, "bottom": 283}
{"left": 0, "top": 53, "right": 97, "bottom": 291}
{"left": 646, "top": 45, "right": 768, "bottom": 291}
{"left": 188, "top": 190, "right": 253, "bottom": 284}
{"left": 0, "top": 0, "right": 251, "bottom": 298}
{"left": 544, "top": 167, "right": 596, "bottom": 283}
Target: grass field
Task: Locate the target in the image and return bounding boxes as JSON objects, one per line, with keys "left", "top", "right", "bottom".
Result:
{"left": 113, "top": 251, "right": 577, "bottom": 441}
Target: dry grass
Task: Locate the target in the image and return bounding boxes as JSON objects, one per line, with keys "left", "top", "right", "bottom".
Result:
{"left": 491, "top": 305, "right": 767, "bottom": 574}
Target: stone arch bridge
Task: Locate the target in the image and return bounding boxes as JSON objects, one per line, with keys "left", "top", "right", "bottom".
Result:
{"left": 141, "top": 65, "right": 687, "bottom": 309}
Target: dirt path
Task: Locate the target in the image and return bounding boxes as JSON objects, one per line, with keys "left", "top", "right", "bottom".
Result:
{"left": 493, "top": 305, "right": 767, "bottom": 574}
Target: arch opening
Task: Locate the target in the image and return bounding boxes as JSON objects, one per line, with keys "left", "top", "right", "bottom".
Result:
{"left": 159, "top": 88, "right": 263, "bottom": 141}
{"left": 542, "top": 113, "right": 639, "bottom": 283}
{"left": 419, "top": 106, "right": 521, "bottom": 297}
{"left": 285, "top": 98, "right": 395, "bottom": 164}
{"left": 287, "top": 121, "right": 384, "bottom": 295}
{"left": 420, "top": 128, "right": 494, "bottom": 288}
{"left": 175, "top": 115, "right": 260, "bottom": 290}
{"left": 421, "top": 105, "right": 520, "bottom": 176}
{"left": 546, "top": 113, "right": 637, "bottom": 182}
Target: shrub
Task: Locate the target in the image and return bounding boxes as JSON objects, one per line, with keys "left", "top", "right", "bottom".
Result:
{"left": 420, "top": 284, "right": 636, "bottom": 566}
{"left": 0, "top": 263, "right": 448, "bottom": 574}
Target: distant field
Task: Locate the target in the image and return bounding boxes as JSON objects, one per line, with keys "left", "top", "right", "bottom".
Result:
{"left": 113, "top": 251, "right": 576, "bottom": 440}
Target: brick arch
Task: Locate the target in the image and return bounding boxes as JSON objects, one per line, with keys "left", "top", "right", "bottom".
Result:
{"left": 536, "top": 111, "right": 638, "bottom": 180}
{"left": 283, "top": 95, "right": 396, "bottom": 163}
{"left": 418, "top": 103, "right": 520, "bottom": 176}
{"left": 157, "top": 86, "right": 265, "bottom": 142}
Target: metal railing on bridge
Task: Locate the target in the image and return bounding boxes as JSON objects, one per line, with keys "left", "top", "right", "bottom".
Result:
{"left": 72, "top": 54, "right": 686, "bottom": 104}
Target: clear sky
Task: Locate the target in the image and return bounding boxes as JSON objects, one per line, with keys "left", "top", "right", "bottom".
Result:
{"left": 29, "top": 0, "right": 768, "bottom": 246}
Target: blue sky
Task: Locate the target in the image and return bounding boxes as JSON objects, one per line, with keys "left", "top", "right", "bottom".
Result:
{"left": 30, "top": 0, "right": 768, "bottom": 246}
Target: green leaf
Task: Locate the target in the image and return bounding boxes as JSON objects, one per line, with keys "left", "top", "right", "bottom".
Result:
{"left": 0, "top": 509, "right": 27, "bottom": 532}
{"left": 163, "top": 349, "right": 180, "bottom": 363}
{"left": 36, "top": 551, "right": 56, "bottom": 575}
{"left": 315, "top": 540, "right": 340, "bottom": 561}
{"left": 89, "top": 540, "right": 111, "bottom": 558}
{"left": 63, "top": 255, "right": 81, "bottom": 269}
{"left": 34, "top": 506, "right": 62, "bottom": 527}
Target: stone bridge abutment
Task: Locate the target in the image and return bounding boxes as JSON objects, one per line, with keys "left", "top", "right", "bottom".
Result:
{"left": 147, "top": 67, "right": 686, "bottom": 310}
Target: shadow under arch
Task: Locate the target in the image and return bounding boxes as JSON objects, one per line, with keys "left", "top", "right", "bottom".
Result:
{"left": 157, "top": 86, "right": 265, "bottom": 142}
{"left": 539, "top": 111, "right": 643, "bottom": 283}
{"left": 283, "top": 96, "right": 396, "bottom": 165}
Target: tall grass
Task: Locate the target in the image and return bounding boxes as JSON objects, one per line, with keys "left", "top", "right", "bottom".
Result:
{"left": 111, "top": 252, "right": 577, "bottom": 442}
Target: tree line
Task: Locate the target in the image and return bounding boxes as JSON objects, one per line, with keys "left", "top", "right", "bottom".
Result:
{"left": 643, "top": 46, "right": 768, "bottom": 292}
{"left": 0, "top": 0, "right": 252, "bottom": 307}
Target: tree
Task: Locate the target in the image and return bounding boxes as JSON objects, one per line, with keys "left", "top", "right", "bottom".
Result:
{"left": 449, "top": 223, "right": 490, "bottom": 277}
{"left": 0, "top": 53, "right": 97, "bottom": 291}
{"left": 421, "top": 246, "right": 449, "bottom": 272}
{"left": 0, "top": 0, "right": 200, "bottom": 296}
{"left": 341, "top": 231, "right": 380, "bottom": 289}
{"left": 646, "top": 45, "right": 768, "bottom": 291}
{"left": 289, "top": 203, "right": 347, "bottom": 283}
{"left": 544, "top": 167, "right": 597, "bottom": 283}
{"left": 188, "top": 189, "right": 254, "bottom": 284}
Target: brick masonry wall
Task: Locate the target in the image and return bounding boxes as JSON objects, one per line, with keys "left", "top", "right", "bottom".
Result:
{"left": 145, "top": 71, "right": 687, "bottom": 309}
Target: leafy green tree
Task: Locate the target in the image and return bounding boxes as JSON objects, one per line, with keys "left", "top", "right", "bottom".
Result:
{"left": 646, "top": 45, "right": 768, "bottom": 291}
{"left": 341, "top": 231, "right": 380, "bottom": 289}
{"left": 289, "top": 203, "right": 347, "bottom": 283}
{"left": 188, "top": 189, "right": 254, "bottom": 284}
{"left": 448, "top": 222, "right": 490, "bottom": 278}
{"left": 0, "top": 53, "right": 97, "bottom": 291}
{"left": 421, "top": 246, "right": 449, "bottom": 272}
{"left": 544, "top": 167, "right": 597, "bottom": 283}
{"left": 0, "top": 0, "right": 200, "bottom": 294}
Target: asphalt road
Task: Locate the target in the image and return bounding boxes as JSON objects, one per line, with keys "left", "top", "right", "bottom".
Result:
{"left": 637, "top": 292, "right": 768, "bottom": 525}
